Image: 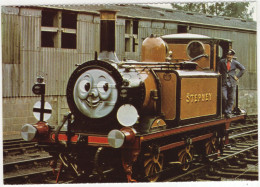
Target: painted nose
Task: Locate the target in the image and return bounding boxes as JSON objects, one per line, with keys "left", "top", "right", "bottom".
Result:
{"left": 89, "top": 89, "right": 98, "bottom": 97}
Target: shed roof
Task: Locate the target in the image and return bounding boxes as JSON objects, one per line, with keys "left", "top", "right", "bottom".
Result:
{"left": 38, "top": 4, "right": 256, "bottom": 32}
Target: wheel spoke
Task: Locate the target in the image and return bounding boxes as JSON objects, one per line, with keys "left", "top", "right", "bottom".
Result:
{"left": 205, "top": 137, "right": 219, "bottom": 161}
{"left": 156, "top": 161, "right": 162, "bottom": 170}
{"left": 206, "top": 145, "right": 211, "bottom": 155}
{"left": 149, "top": 164, "right": 155, "bottom": 176}
{"left": 144, "top": 161, "right": 153, "bottom": 175}
{"left": 179, "top": 148, "right": 193, "bottom": 171}
{"left": 144, "top": 158, "right": 153, "bottom": 167}
{"left": 149, "top": 164, "right": 159, "bottom": 182}
{"left": 187, "top": 152, "right": 193, "bottom": 160}
{"left": 143, "top": 151, "right": 163, "bottom": 182}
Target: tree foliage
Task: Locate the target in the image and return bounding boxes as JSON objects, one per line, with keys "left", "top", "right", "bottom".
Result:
{"left": 171, "top": 2, "right": 254, "bottom": 21}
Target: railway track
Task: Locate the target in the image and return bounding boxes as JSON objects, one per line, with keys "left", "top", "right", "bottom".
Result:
{"left": 163, "top": 140, "right": 258, "bottom": 182}
{"left": 161, "top": 116, "right": 258, "bottom": 182}
{"left": 3, "top": 116, "right": 258, "bottom": 184}
{"left": 3, "top": 139, "right": 55, "bottom": 184}
{"left": 3, "top": 139, "right": 41, "bottom": 157}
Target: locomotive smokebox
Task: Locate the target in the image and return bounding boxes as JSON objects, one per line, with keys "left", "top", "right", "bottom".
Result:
{"left": 98, "top": 10, "right": 119, "bottom": 62}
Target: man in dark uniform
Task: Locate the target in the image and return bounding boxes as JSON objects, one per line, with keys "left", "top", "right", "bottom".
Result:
{"left": 217, "top": 49, "right": 246, "bottom": 118}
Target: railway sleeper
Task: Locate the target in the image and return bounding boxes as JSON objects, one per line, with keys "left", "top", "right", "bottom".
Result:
{"left": 228, "top": 124, "right": 257, "bottom": 133}
{"left": 200, "top": 174, "right": 221, "bottom": 181}
{"left": 248, "top": 154, "right": 258, "bottom": 159}
{"left": 4, "top": 142, "right": 37, "bottom": 148}
{"left": 225, "top": 157, "right": 247, "bottom": 168}
{"left": 221, "top": 164, "right": 241, "bottom": 169}
{"left": 223, "top": 150, "right": 245, "bottom": 155}
{"left": 161, "top": 165, "right": 206, "bottom": 182}
{"left": 245, "top": 118, "right": 258, "bottom": 124}
{"left": 252, "top": 149, "right": 258, "bottom": 156}
{"left": 244, "top": 150, "right": 257, "bottom": 158}
{"left": 4, "top": 146, "right": 40, "bottom": 157}
{"left": 218, "top": 167, "right": 258, "bottom": 175}
{"left": 234, "top": 144, "right": 254, "bottom": 149}
{"left": 241, "top": 158, "right": 258, "bottom": 165}
{"left": 224, "top": 148, "right": 245, "bottom": 153}
{"left": 236, "top": 142, "right": 257, "bottom": 146}
{"left": 230, "top": 131, "right": 258, "bottom": 140}
{"left": 4, "top": 167, "right": 53, "bottom": 184}
{"left": 4, "top": 150, "right": 24, "bottom": 157}
{"left": 3, "top": 139, "right": 29, "bottom": 145}
{"left": 213, "top": 170, "right": 258, "bottom": 180}
{"left": 4, "top": 156, "right": 52, "bottom": 173}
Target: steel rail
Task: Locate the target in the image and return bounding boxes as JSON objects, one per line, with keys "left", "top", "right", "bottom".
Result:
{"left": 164, "top": 141, "right": 257, "bottom": 182}
{"left": 229, "top": 129, "right": 258, "bottom": 139}
{"left": 213, "top": 143, "right": 258, "bottom": 163}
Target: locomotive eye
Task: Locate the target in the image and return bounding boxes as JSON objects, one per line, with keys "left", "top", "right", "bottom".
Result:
{"left": 79, "top": 80, "right": 91, "bottom": 93}
{"left": 77, "top": 80, "right": 91, "bottom": 100}
{"left": 104, "top": 83, "right": 109, "bottom": 92}
{"left": 97, "top": 81, "right": 109, "bottom": 93}
{"left": 97, "top": 81, "right": 112, "bottom": 100}
{"left": 85, "top": 82, "right": 91, "bottom": 92}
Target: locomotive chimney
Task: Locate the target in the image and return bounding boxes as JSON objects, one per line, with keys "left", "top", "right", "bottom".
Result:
{"left": 98, "top": 10, "right": 119, "bottom": 62}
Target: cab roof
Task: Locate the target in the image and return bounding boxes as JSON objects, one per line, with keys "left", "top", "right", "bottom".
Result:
{"left": 161, "top": 33, "right": 232, "bottom": 42}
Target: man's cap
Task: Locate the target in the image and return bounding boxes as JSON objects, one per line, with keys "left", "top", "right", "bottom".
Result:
{"left": 227, "top": 49, "right": 236, "bottom": 55}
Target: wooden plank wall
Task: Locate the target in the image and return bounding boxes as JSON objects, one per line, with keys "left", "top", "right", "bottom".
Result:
{"left": 2, "top": 6, "right": 256, "bottom": 98}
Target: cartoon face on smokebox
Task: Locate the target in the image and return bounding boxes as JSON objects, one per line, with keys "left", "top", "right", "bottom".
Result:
{"left": 73, "top": 69, "right": 118, "bottom": 118}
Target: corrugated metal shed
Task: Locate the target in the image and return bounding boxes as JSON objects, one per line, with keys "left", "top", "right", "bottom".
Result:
{"left": 2, "top": 7, "right": 21, "bottom": 97}
{"left": 2, "top": 4, "right": 257, "bottom": 98}
{"left": 38, "top": 4, "right": 256, "bottom": 32}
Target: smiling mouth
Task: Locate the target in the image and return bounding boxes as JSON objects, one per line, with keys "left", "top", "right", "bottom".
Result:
{"left": 86, "top": 97, "right": 100, "bottom": 108}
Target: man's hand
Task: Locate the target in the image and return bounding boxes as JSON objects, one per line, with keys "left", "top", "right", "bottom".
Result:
{"left": 234, "top": 76, "right": 239, "bottom": 81}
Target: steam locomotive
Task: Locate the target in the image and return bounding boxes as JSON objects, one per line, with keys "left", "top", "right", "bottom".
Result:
{"left": 21, "top": 10, "right": 246, "bottom": 182}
